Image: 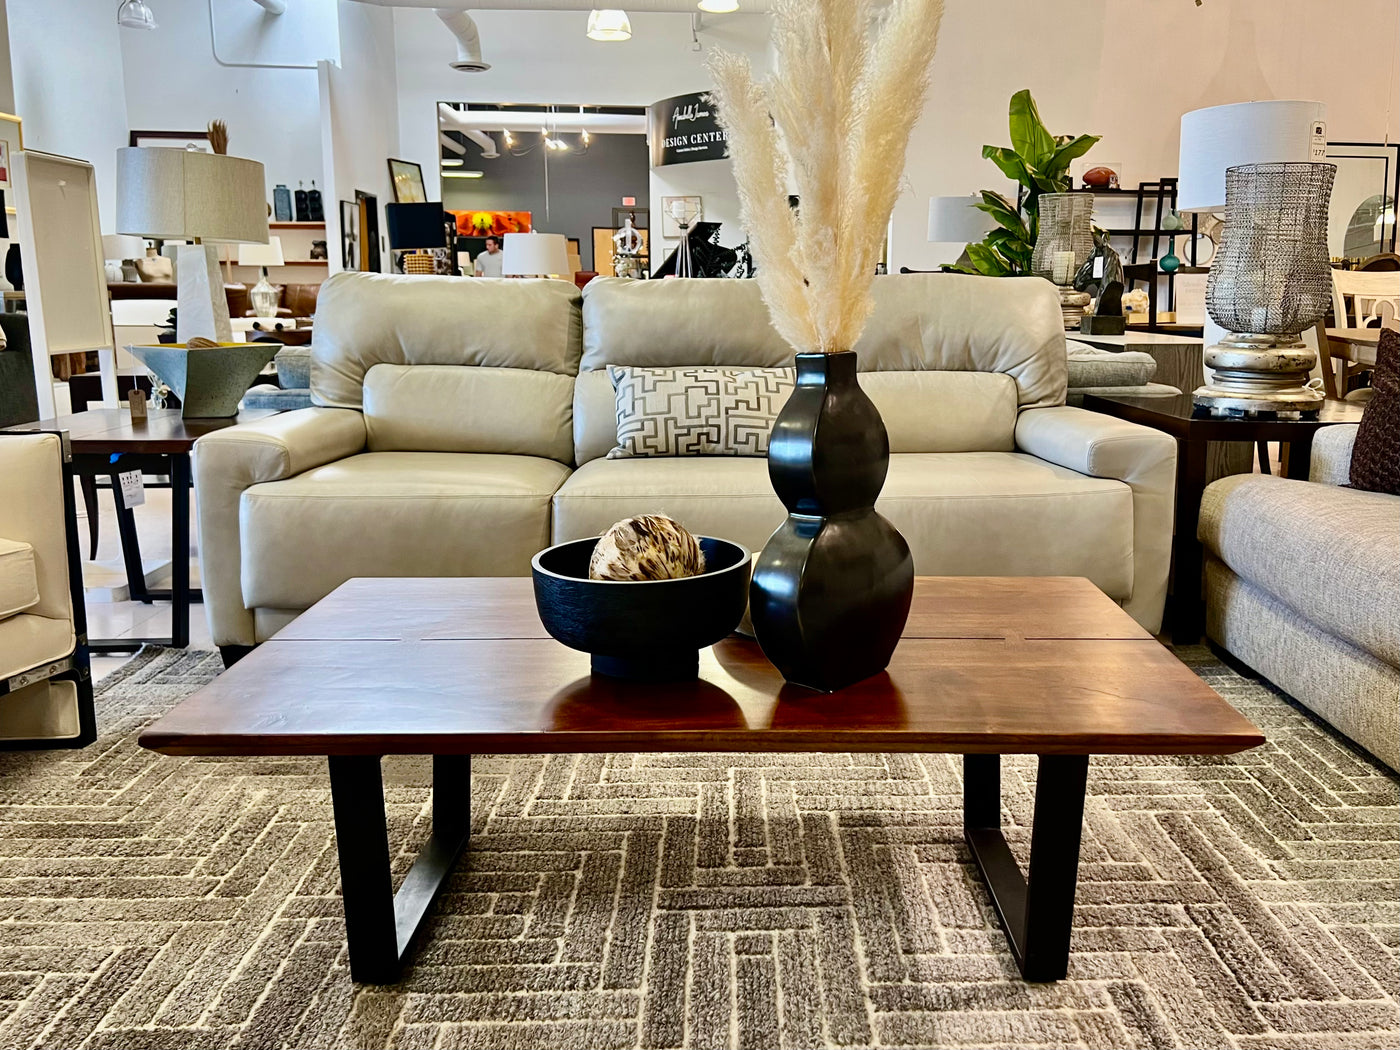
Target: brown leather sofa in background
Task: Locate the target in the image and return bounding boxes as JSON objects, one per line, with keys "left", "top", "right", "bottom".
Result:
{"left": 107, "top": 282, "right": 321, "bottom": 319}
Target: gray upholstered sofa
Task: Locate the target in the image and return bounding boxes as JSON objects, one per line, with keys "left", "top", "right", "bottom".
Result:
{"left": 1199, "top": 425, "right": 1399, "bottom": 770}
{"left": 193, "top": 272, "right": 1177, "bottom": 656}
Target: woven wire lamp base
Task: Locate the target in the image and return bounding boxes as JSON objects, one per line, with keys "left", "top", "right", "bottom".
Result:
{"left": 1192, "top": 334, "right": 1325, "bottom": 418}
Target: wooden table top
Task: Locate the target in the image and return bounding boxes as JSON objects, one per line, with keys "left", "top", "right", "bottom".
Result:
{"left": 140, "top": 577, "right": 1263, "bottom": 759}
{"left": 1083, "top": 392, "right": 1365, "bottom": 439}
{"left": 4, "top": 408, "right": 277, "bottom": 454}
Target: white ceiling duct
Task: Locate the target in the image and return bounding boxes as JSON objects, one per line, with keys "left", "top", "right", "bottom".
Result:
{"left": 436, "top": 8, "right": 491, "bottom": 71}
{"left": 440, "top": 105, "right": 647, "bottom": 136}
{"left": 440, "top": 132, "right": 467, "bottom": 154}
{"left": 438, "top": 105, "right": 509, "bottom": 156}
{"left": 350, "top": 1, "right": 769, "bottom": 11}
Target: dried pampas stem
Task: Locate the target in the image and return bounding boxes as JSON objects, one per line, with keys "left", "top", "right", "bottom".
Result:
{"left": 708, "top": 0, "right": 945, "bottom": 355}
{"left": 208, "top": 120, "right": 229, "bottom": 156}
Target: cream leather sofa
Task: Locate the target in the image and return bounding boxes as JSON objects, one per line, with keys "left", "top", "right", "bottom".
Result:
{"left": 195, "top": 272, "right": 1177, "bottom": 661}
{"left": 0, "top": 432, "right": 95, "bottom": 747}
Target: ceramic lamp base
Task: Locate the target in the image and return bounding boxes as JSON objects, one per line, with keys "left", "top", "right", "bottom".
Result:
{"left": 1193, "top": 333, "right": 1325, "bottom": 418}
{"left": 175, "top": 244, "right": 233, "bottom": 344}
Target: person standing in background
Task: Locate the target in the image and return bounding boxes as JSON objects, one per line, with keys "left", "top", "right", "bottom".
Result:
{"left": 474, "top": 236, "right": 504, "bottom": 278}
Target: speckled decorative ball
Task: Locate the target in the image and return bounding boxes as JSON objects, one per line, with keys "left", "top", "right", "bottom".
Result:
{"left": 588, "top": 515, "right": 707, "bottom": 581}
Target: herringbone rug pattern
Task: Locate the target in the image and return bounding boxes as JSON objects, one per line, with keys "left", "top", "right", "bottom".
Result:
{"left": 0, "top": 647, "right": 1395, "bottom": 1050}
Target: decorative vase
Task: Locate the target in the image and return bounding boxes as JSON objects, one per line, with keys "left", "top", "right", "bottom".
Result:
{"left": 749, "top": 351, "right": 915, "bottom": 693}
{"left": 1160, "top": 237, "right": 1180, "bottom": 273}
{"left": 1031, "top": 192, "right": 1094, "bottom": 280}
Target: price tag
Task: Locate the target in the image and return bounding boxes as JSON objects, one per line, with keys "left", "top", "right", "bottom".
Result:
{"left": 118, "top": 470, "right": 145, "bottom": 509}
{"left": 1310, "top": 120, "right": 1328, "bottom": 161}
{"left": 1093, "top": 256, "right": 1105, "bottom": 279}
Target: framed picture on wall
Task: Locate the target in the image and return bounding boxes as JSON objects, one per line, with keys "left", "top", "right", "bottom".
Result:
{"left": 129, "top": 130, "right": 212, "bottom": 152}
{"left": 340, "top": 200, "right": 359, "bottom": 271}
{"left": 356, "top": 190, "right": 381, "bottom": 272}
{"left": 387, "top": 159, "right": 427, "bottom": 204}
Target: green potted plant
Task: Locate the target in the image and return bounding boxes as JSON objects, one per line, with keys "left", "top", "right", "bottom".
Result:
{"left": 951, "top": 90, "right": 1100, "bottom": 276}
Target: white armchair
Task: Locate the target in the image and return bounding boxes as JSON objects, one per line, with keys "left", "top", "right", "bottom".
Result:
{"left": 0, "top": 432, "right": 95, "bottom": 747}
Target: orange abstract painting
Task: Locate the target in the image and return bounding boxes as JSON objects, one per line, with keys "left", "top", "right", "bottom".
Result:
{"left": 449, "top": 211, "right": 533, "bottom": 237}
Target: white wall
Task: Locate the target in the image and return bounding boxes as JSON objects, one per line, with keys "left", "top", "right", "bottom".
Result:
{"left": 118, "top": 0, "right": 335, "bottom": 203}
{"left": 7, "top": 0, "right": 130, "bottom": 231}
{"left": 392, "top": 8, "right": 771, "bottom": 250}
{"left": 321, "top": 2, "right": 400, "bottom": 273}
{"left": 893, "top": 0, "right": 1400, "bottom": 271}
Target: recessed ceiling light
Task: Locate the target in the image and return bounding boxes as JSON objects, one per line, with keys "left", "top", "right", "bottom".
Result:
{"left": 587, "top": 10, "right": 632, "bottom": 42}
{"left": 443, "top": 170, "right": 485, "bottom": 178}
{"left": 698, "top": 1, "right": 740, "bottom": 12}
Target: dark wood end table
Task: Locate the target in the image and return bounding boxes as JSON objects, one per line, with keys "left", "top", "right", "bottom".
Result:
{"left": 140, "top": 576, "right": 1263, "bottom": 984}
{"left": 4, "top": 408, "right": 275, "bottom": 651}
{"left": 1082, "top": 393, "right": 1365, "bottom": 645}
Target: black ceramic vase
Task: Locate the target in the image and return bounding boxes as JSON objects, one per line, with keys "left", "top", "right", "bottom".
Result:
{"left": 749, "top": 350, "right": 915, "bottom": 692}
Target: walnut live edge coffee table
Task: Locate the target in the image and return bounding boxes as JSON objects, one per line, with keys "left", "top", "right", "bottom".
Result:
{"left": 138, "top": 576, "right": 1263, "bottom": 985}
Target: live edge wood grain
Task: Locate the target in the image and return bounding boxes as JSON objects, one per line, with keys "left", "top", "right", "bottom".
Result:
{"left": 140, "top": 577, "right": 1263, "bottom": 759}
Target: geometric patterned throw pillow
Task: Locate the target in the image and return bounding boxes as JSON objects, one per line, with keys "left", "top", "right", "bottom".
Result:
{"left": 607, "top": 365, "right": 794, "bottom": 458}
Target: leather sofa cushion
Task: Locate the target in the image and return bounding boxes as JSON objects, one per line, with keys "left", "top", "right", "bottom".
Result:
{"left": 363, "top": 364, "right": 574, "bottom": 462}
{"left": 0, "top": 537, "right": 39, "bottom": 619}
{"left": 0, "top": 613, "right": 73, "bottom": 681}
{"left": 312, "top": 273, "right": 583, "bottom": 409}
{"left": 581, "top": 273, "right": 1065, "bottom": 408}
{"left": 1200, "top": 474, "right": 1400, "bottom": 665}
{"left": 553, "top": 452, "right": 1133, "bottom": 600}
{"left": 240, "top": 452, "right": 571, "bottom": 610}
{"left": 573, "top": 367, "right": 1018, "bottom": 465}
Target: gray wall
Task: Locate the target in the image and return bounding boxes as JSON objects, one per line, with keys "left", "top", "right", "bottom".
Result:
{"left": 442, "top": 134, "right": 649, "bottom": 270}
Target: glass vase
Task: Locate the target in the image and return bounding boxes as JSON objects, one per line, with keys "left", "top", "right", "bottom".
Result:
{"left": 1031, "top": 193, "right": 1095, "bottom": 283}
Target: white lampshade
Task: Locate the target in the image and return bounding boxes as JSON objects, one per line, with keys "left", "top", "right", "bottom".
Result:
{"left": 1177, "top": 100, "right": 1326, "bottom": 213}
{"left": 502, "top": 233, "right": 570, "bottom": 277}
{"left": 101, "top": 234, "right": 145, "bottom": 261}
{"left": 927, "top": 196, "right": 994, "bottom": 242}
{"left": 238, "top": 236, "right": 285, "bottom": 268}
{"left": 586, "top": 10, "right": 632, "bottom": 41}
{"left": 116, "top": 146, "right": 269, "bottom": 243}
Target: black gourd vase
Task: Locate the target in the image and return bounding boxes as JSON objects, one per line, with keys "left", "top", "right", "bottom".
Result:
{"left": 749, "top": 350, "right": 915, "bottom": 692}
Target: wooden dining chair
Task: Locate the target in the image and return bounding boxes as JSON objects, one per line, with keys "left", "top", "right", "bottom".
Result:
{"left": 1317, "top": 269, "right": 1400, "bottom": 399}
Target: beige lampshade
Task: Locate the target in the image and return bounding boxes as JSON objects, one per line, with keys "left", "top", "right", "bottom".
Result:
{"left": 101, "top": 234, "right": 145, "bottom": 261}
{"left": 502, "top": 232, "right": 570, "bottom": 277}
{"left": 116, "top": 146, "right": 269, "bottom": 244}
{"left": 238, "top": 236, "right": 284, "bottom": 268}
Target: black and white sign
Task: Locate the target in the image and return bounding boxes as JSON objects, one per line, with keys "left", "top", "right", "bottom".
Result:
{"left": 649, "top": 92, "right": 729, "bottom": 167}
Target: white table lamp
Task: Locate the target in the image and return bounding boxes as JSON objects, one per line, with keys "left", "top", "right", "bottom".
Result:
{"left": 502, "top": 232, "right": 570, "bottom": 278}
{"left": 927, "top": 195, "right": 994, "bottom": 243}
{"left": 1177, "top": 100, "right": 1326, "bottom": 213}
{"left": 238, "top": 237, "right": 285, "bottom": 318}
{"left": 116, "top": 147, "right": 268, "bottom": 342}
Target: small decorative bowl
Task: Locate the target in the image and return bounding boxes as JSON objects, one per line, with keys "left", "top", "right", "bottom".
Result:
{"left": 531, "top": 536, "right": 752, "bottom": 680}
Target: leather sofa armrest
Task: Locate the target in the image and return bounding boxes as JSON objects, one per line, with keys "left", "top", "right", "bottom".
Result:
{"left": 1310, "top": 424, "right": 1358, "bottom": 487}
{"left": 1015, "top": 406, "right": 1177, "bottom": 633}
{"left": 193, "top": 408, "right": 366, "bottom": 647}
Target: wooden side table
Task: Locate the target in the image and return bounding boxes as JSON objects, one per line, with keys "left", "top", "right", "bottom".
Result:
{"left": 1082, "top": 393, "right": 1365, "bottom": 644}
{"left": 4, "top": 408, "right": 273, "bottom": 650}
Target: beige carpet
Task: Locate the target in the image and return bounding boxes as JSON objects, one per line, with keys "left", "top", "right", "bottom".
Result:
{"left": 0, "top": 646, "right": 1396, "bottom": 1050}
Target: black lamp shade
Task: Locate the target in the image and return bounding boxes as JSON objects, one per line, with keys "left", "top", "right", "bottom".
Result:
{"left": 386, "top": 203, "right": 450, "bottom": 251}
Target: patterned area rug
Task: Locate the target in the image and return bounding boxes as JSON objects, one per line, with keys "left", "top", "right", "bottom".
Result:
{"left": 0, "top": 646, "right": 1396, "bottom": 1050}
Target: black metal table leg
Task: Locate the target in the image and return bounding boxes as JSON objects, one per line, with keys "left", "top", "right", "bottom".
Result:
{"left": 964, "top": 753, "right": 1090, "bottom": 982}
{"left": 167, "top": 454, "right": 190, "bottom": 648}
{"left": 109, "top": 464, "right": 151, "bottom": 604}
{"left": 327, "top": 754, "right": 472, "bottom": 984}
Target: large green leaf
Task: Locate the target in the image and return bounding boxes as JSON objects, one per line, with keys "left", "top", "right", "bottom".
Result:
{"left": 986, "top": 229, "right": 1032, "bottom": 273}
{"left": 982, "top": 145, "right": 1032, "bottom": 187}
{"left": 964, "top": 242, "right": 1013, "bottom": 277}
{"left": 974, "top": 191, "right": 1027, "bottom": 236}
{"left": 1045, "top": 134, "right": 1101, "bottom": 179}
{"left": 1008, "top": 89, "right": 1055, "bottom": 167}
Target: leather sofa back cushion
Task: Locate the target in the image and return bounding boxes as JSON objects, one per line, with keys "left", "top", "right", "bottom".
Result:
{"left": 582, "top": 273, "right": 1066, "bottom": 409}
{"left": 363, "top": 364, "right": 575, "bottom": 462}
{"left": 312, "top": 272, "right": 583, "bottom": 409}
{"left": 574, "top": 367, "right": 1017, "bottom": 465}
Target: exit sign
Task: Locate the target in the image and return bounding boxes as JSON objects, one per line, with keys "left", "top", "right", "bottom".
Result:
{"left": 622, "top": 197, "right": 636, "bottom": 206}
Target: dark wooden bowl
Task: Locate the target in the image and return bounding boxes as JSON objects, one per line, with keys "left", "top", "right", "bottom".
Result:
{"left": 531, "top": 536, "right": 752, "bottom": 680}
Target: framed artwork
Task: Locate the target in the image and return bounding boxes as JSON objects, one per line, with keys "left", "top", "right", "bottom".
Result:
{"left": 449, "top": 210, "right": 532, "bottom": 237}
{"left": 660, "top": 196, "right": 702, "bottom": 238}
{"left": 356, "top": 190, "right": 381, "bottom": 272}
{"left": 1326, "top": 141, "right": 1399, "bottom": 257}
{"left": 340, "top": 200, "right": 359, "bottom": 271}
{"left": 129, "top": 130, "right": 211, "bottom": 152}
{"left": 388, "top": 158, "right": 427, "bottom": 204}
{"left": 0, "top": 112, "right": 22, "bottom": 197}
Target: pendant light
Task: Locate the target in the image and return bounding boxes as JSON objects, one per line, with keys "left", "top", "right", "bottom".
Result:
{"left": 117, "top": 1, "right": 158, "bottom": 30}
{"left": 587, "top": 10, "right": 632, "bottom": 42}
